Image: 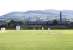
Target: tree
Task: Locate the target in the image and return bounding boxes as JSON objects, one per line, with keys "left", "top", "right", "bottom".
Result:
{"left": 7, "top": 20, "right": 24, "bottom": 28}
{"left": 8, "top": 20, "right": 16, "bottom": 28}
{"left": 52, "top": 19, "right": 58, "bottom": 25}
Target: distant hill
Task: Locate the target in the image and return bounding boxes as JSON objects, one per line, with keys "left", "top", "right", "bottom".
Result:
{"left": 0, "top": 10, "right": 73, "bottom": 22}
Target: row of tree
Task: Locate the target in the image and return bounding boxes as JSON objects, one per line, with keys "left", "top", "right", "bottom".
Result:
{"left": 0, "top": 19, "right": 73, "bottom": 29}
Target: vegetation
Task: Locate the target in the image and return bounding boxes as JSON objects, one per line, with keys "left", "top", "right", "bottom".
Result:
{"left": 52, "top": 19, "right": 58, "bottom": 25}
{"left": 0, "top": 19, "right": 73, "bottom": 29}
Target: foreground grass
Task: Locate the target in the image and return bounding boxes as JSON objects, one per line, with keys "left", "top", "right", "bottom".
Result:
{"left": 0, "top": 30, "right": 73, "bottom": 50}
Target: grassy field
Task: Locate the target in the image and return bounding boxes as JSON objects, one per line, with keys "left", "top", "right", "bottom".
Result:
{"left": 0, "top": 30, "right": 73, "bottom": 50}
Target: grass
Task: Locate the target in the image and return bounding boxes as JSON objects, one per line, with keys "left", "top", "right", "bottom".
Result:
{"left": 0, "top": 30, "right": 73, "bottom": 50}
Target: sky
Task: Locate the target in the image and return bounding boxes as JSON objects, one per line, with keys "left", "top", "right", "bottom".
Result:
{"left": 0, "top": 0, "right": 73, "bottom": 16}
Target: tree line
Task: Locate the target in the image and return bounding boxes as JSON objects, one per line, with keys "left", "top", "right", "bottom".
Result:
{"left": 0, "top": 19, "right": 73, "bottom": 30}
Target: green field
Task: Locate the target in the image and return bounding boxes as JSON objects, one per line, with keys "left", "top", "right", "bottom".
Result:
{"left": 0, "top": 30, "right": 73, "bottom": 50}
